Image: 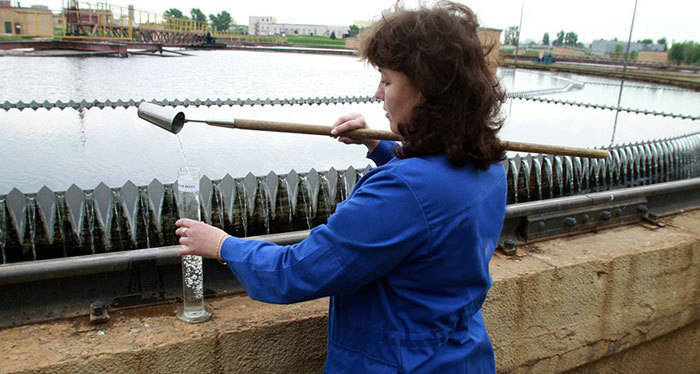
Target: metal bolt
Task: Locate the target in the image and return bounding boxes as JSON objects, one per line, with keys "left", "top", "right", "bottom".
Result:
{"left": 89, "top": 301, "right": 110, "bottom": 324}
{"left": 600, "top": 211, "right": 612, "bottom": 221}
{"left": 638, "top": 204, "right": 649, "bottom": 214}
{"left": 581, "top": 214, "right": 590, "bottom": 224}
{"left": 502, "top": 240, "right": 517, "bottom": 256}
{"left": 564, "top": 217, "right": 577, "bottom": 227}
{"left": 538, "top": 221, "right": 546, "bottom": 230}
{"left": 614, "top": 208, "right": 623, "bottom": 217}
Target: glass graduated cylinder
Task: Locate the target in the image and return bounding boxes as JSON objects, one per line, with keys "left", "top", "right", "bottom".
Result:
{"left": 176, "top": 166, "right": 212, "bottom": 323}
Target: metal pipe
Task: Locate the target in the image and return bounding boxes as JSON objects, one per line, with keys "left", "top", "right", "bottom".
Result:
{"left": 0, "top": 230, "right": 310, "bottom": 286}
{"left": 137, "top": 102, "right": 609, "bottom": 158}
{"left": 506, "top": 176, "right": 700, "bottom": 218}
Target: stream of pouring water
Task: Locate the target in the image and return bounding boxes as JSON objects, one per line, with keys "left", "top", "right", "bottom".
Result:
{"left": 176, "top": 135, "right": 189, "bottom": 167}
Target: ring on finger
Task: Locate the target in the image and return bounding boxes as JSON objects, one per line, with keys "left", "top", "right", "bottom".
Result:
{"left": 182, "top": 227, "right": 188, "bottom": 236}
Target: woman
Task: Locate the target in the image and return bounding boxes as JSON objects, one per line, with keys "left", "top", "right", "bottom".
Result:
{"left": 176, "top": 2, "right": 507, "bottom": 372}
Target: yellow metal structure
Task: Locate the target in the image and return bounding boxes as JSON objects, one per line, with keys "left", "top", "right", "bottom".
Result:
{"left": 1, "top": 1, "right": 283, "bottom": 46}
{"left": 60, "top": 1, "right": 209, "bottom": 41}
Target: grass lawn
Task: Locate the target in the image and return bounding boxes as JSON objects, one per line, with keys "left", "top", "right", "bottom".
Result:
{"left": 0, "top": 35, "right": 34, "bottom": 41}
{"left": 286, "top": 35, "right": 346, "bottom": 48}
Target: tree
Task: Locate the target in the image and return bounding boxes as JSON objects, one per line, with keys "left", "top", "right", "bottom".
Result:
{"left": 691, "top": 43, "right": 700, "bottom": 65}
{"left": 164, "top": 8, "right": 184, "bottom": 19}
{"left": 629, "top": 50, "right": 638, "bottom": 60}
{"left": 669, "top": 41, "right": 700, "bottom": 65}
{"left": 230, "top": 24, "right": 248, "bottom": 34}
{"left": 669, "top": 42, "right": 685, "bottom": 64}
{"left": 330, "top": 31, "right": 336, "bottom": 40}
{"left": 504, "top": 26, "right": 520, "bottom": 46}
{"left": 190, "top": 8, "right": 207, "bottom": 23}
{"left": 637, "top": 38, "right": 653, "bottom": 44}
{"left": 611, "top": 44, "right": 624, "bottom": 59}
{"left": 348, "top": 24, "right": 360, "bottom": 38}
{"left": 564, "top": 32, "right": 578, "bottom": 47}
{"left": 542, "top": 32, "right": 549, "bottom": 46}
{"left": 553, "top": 30, "right": 565, "bottom": 46}
{"left": 657, "top": 37, "right": 667, "bottom": 51}
{"left": 209, "top": 11, "right": 232, "bottom": 32}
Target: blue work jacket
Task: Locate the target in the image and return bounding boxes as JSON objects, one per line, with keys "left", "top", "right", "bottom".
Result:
{"left": 221, "top": 141, "right": 507, "bottom": 373}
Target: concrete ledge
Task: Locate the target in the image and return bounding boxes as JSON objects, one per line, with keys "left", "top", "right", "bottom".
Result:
{"left": 486, "top": 210, "right": 700, "bottom": 372}
{"left": 1, "top": 296, "right": 329, "bottom": 374}
{"left": 1, "top": 211, "right": 699, "bottom": 373}
{"left": 568, "top": 320, "right": 700, "bottom": 374}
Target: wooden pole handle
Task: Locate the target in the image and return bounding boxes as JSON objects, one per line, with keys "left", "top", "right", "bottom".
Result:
{"left": 208, "top": 119, "right": 402, "bottom": 141}
{"left": 500, "top": 140, "right": 609, "bottom": 159}
{"left": 204, "top": 119, "right": 609, "bottom": 159}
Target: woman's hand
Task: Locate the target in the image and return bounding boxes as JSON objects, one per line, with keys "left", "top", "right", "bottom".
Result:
{"left": 175, "top": 218, "right": 230, "bottom": 261}
{"left": 331, "top": 113, "right": 380, "bottom": 152}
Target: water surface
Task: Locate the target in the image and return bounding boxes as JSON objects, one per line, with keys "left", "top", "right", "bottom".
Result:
{"left": 1, "top": 50, "right": 697, "bottom": 194}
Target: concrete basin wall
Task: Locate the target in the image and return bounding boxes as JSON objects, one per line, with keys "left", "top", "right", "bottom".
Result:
{"left": 1, "top": 210, "right": 698, "bottom": 373}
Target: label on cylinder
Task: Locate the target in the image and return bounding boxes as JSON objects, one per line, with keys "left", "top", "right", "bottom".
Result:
{"left": 177, "top": 176, "right": 198, "bottom": 193}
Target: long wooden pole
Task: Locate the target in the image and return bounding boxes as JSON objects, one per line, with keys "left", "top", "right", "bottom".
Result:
{"left": 199, "top": 119, "right": 609, "bottom": 159}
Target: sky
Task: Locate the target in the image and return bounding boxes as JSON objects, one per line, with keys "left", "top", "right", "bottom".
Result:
{"left": 35, "top": 0, "right": 700, "bottom": 44}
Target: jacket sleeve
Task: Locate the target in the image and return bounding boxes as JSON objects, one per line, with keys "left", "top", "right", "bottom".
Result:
{"left": 367, "top": 141, "right": 396, "bottom": 166}
{"left": 220, "top": 170, "right": 429, "bottom": 304}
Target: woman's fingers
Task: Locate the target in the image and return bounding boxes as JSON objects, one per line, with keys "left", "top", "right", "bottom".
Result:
{"left": 331, "top": 114, "right": 366, "bottom": 137}
{"left": 331, "top": 113, "right": 380, "bottom": 149}
{"left": 333, "top": 112, "right": 362, "bottom": 126}
{"left": 333, "top": 120, "right": 362, "bottom": 135}
{"left": 178, "top": 236, "right": 201, "bottom": 256}
{"left": 175, "top": 218, "right": 197, "bottom": 228}
{"left": 173, "top": 221, "right": 230, "bottom": 259}
{"left": 179, "top": 246, "right": 196, "bottom": 256}
{"left": 336, "top": 118, "right": 367, "bottom": 132}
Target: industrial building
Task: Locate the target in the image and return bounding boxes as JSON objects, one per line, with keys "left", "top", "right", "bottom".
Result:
{"left": 591, "top": 39, "right": 665, "bottom": 54}
{"left": 248, "top": 16, "right": 348, "bottom": 38}
{"left": 0, "top": 0, "right": 55, "bottom": 36}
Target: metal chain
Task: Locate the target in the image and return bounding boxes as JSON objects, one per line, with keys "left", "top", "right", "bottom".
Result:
{"left": 1, "top": 94, "right": 698, "bottom": 121}
{"left": 508, "top": 95, "right": 699, "bottom": 121}
{"left": 582, "top": 81, "right": 690, "bottom": 92}
{"left": 0, "top": 96, "right": 379, "bottom": 111}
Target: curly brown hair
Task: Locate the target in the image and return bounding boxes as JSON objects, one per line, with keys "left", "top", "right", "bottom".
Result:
{"left": 360, "top": 1, "right": 506, "bottom": 170}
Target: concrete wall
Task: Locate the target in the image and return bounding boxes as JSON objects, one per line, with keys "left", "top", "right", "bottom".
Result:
{"left": 638, "top": 50, "right": 668, "bottom": 64}
{"left": 1, "top": 210, "right": 698, "bottom": 373}
{"left": 344, "top": 36, "right": 360, "bottom": 50}
{"left": 552, "top": 47, "right": 586, "bottom": 57}
{"left": 568, "top": 321, "right": 700, "bottom": 374}
{"left": 484, "top": 210, "right": 699, "bottom": 372}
